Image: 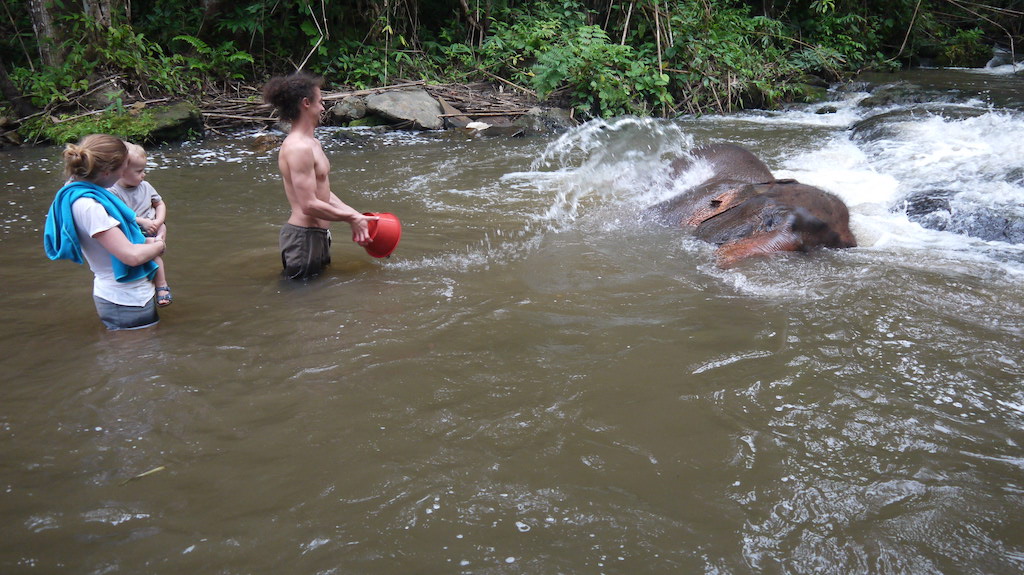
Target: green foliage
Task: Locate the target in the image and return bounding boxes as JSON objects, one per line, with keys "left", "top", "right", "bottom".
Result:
{"left": 171, "top": 35, "right": 255, "bottom": 85}
{"left": 531, "top": 25, "right": 669, "bottom": 117}
{"left": 943, "top": 28, "right": 989, "bottom": 67}
{"left": 659, "top": 3, "right": 800, "bottom": 113}
{"left": 2, "top": 0, "right": 1021, "bottom": 125}
{"left": 792, "top": 12, "right": 886, "bottom": 75}
{"left": 455, "top": 4, "right": 669, "bottom": 117}
{"left": 324, "top": 39, "right": 444, "bottom": 88}
{"left": 10, "top": 15, "right": 189, "bottom": 108}
{"left": 128, "top": 0, "right": 205, "bottom": 46}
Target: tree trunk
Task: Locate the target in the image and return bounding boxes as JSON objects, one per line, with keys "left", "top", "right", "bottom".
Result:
{"left": 28, "top": 0, "right": 62, "bottom": 67}
{"left": 84, "top": 0, "right": 115, "bottom": 27}
{"left": 197, "top": 0, "right": 228, "bottom": 37}
{"left": 457, "top": 0, "right": 490, "bottom": 47}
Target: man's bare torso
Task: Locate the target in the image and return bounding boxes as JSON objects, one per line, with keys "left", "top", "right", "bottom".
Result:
{"left": 280, "top": 132, "right": 332, "bottom": 228}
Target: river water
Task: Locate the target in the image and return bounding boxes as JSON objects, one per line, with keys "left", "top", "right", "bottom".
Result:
{"left": 2, "top": 67, "right": 1024, "bottom": 574}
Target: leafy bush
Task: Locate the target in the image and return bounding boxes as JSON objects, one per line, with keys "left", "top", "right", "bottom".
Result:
{"left": 943, "top": 28, "right": 989, "bottom": 66}
{"left": 172, "top": 35, "right": 256, "bottom": 88}
{"left": 531, "top": 25, "right": 669, "bottom": 117}
{"left": 659, "top": 2, "right": 799, "bottom": 113}
{"left": 11, "top": 15, "right": 189, "bottom": 108}
{"left": 447, "top": 4, "right": 668, "bottom": 117}
{"left": 324, "top": 38, "right": 444, "bottom": 88}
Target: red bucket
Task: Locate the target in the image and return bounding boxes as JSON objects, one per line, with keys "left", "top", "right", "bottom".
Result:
{"left": 363, "top": 212, "right": 402, "bottom": 258}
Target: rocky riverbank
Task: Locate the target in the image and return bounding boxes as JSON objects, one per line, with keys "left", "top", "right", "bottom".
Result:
{"left": 0, "top": 80, "right": 578, "bottom": 148}
{"left": 207, "top": 80, "right": 578, "bottom": 138}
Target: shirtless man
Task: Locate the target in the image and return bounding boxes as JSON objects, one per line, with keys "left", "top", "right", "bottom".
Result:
{"left": 263, "top": 72, "right": 377, "bottom": 279}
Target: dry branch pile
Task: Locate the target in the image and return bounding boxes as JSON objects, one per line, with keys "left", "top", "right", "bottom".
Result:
{"left": 199, "top": 80, "right": 543, "bottom": 132}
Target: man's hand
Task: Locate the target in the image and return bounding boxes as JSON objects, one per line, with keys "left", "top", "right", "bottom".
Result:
{"left": 351, "top": 213, "right": 379, "bottom": 246}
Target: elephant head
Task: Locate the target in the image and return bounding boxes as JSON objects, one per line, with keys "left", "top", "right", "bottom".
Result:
{"left": 650, "top": 144, "right": 857, "bottom": 267}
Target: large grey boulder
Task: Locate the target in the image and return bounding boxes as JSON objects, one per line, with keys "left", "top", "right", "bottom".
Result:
{"left": 365, "top": 89, "right": 444, "bottom": 130}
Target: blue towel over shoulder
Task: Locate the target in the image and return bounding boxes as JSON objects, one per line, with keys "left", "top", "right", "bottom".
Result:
{"left": 43, "top": 181, "right": 158, "bottom": 282}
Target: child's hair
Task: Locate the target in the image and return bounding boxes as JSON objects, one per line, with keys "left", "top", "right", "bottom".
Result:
{"left": 63, "top": 134, "right": 128, "bottom": 181}
{"left": 262, "top": 72, "right": 323, "bottom": 122}
{"left": 125, "top": 141, "right": 147, "bottom": 163}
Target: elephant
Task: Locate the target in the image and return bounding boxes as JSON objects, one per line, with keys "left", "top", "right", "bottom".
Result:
{"left": 648, "top": 144, "right": 857, "bottom": 267}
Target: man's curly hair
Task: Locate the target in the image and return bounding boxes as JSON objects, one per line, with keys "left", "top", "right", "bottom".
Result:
{"left": 263, "top": 72, "right": 324, "bottom": 122}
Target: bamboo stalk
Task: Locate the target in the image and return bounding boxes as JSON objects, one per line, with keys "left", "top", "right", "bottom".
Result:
{"left": 119, "top": 465, "right": 166, "bottom": 486}
{"left": 621, "top": 1, "right": 635, "bottom": 45}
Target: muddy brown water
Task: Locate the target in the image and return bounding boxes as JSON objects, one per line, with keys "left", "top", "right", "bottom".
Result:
{"left": 3, "top": 68, "right": 1024, "bottom": 574}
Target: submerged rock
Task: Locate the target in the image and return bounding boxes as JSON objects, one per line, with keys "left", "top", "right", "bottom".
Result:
{"left": 851, "top": 107, "right": 990, "bottom": 143}
{"left": 251, "top": 133, "right": 282, "bottom": 152}
{"left": 857, "top": 81, "right": 958, "bottom": 108}
{"left": 900, "top": 189, "right": 1024, "bottom": 244}
{"left": 513, "top": 107, "right": 577, "bottom": 135}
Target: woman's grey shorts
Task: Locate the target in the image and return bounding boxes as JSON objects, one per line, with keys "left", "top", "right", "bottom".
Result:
{"left": 93, "top": 295, "right": 159, "bottom": 331}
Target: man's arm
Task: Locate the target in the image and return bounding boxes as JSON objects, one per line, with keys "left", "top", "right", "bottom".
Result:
{"left": 283, "top": 142, "right": 376, "bottom": 244}
{"left": 282, "top": 143, "right": 358, "bottom": 222}
{"left": 327, "top": 192, "right": 375, "bottom": 244}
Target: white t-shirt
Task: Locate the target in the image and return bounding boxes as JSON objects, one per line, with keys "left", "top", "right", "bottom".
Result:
{"left": 109, "top": 181, "right": 162, "bottom": 220}
{"left": 71, "top": 197, "right": 155, "bottom": 306}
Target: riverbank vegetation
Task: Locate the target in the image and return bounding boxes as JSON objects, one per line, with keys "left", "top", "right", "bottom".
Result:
{"left": 1, "top": 0, "right": 1021, "bottom": 143}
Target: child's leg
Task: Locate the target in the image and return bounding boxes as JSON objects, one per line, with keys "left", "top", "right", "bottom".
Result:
{"left": 154, "top": 223, "right": 171, "bottom": 306}
{"left": 154, "top": 256, "right": 167, "bottom": 287}
{"left": 154, "top": 223, "right": 169, "bottom": 286}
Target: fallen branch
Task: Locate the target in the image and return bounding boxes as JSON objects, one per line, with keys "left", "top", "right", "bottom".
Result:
{"left": 439, "top": 110, "right": 532, "bottom": 117}
{"left": 474, "top": 69, "right": 537, "bottom": 98}
{"left": 321, "top": 80, "right": 427, "bottom": 101}
{"left": 202, "top": 112, "right": 277, "bottom": 122}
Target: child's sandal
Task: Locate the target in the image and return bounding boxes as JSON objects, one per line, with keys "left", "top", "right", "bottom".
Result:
{"left": 156, "top": 286, "right": 173, "bottom": 307}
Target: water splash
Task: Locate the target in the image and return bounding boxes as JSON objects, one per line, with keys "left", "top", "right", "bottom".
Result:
{"left": 529, "top": 117, "right": 695, "bottom": 227}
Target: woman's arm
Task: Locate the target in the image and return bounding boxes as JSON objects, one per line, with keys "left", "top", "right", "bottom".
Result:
{"left": 93, "top": 226, "right": 165, "bottom": 267}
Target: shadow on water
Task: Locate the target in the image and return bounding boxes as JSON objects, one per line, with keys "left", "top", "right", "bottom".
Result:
{"left": 2, "top": 67, "right": 1024, "bottom": 574}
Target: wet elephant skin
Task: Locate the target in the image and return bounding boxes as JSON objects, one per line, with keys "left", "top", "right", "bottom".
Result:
{"left": 652, "top": 144, "right": 857, "bottom": 267}
{"left": 695, "top": 180, "right": 857, "bottom": 267}
{"left": 649, "top": 143, "right": 775, "bottom": 228}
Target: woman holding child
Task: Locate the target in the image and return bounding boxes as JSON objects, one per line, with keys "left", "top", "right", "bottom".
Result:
{"left": 44, "top": 134, "right": 167, "bottom": 330}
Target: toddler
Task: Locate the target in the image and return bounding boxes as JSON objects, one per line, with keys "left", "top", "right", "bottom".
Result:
{"left": 109, "top": 142, "right": 172, "bottom": 306}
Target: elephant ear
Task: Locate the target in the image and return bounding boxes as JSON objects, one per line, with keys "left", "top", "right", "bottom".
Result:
{"left": 686, "top": 186, "right": 756, "bottom": 226}
{"left": 714, "top": 228, "right": 803, "bottom": 268}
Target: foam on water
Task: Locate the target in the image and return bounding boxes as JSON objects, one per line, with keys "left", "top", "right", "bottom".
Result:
{"left": 701, "top": 94, "right": 871, "bottom": 128}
